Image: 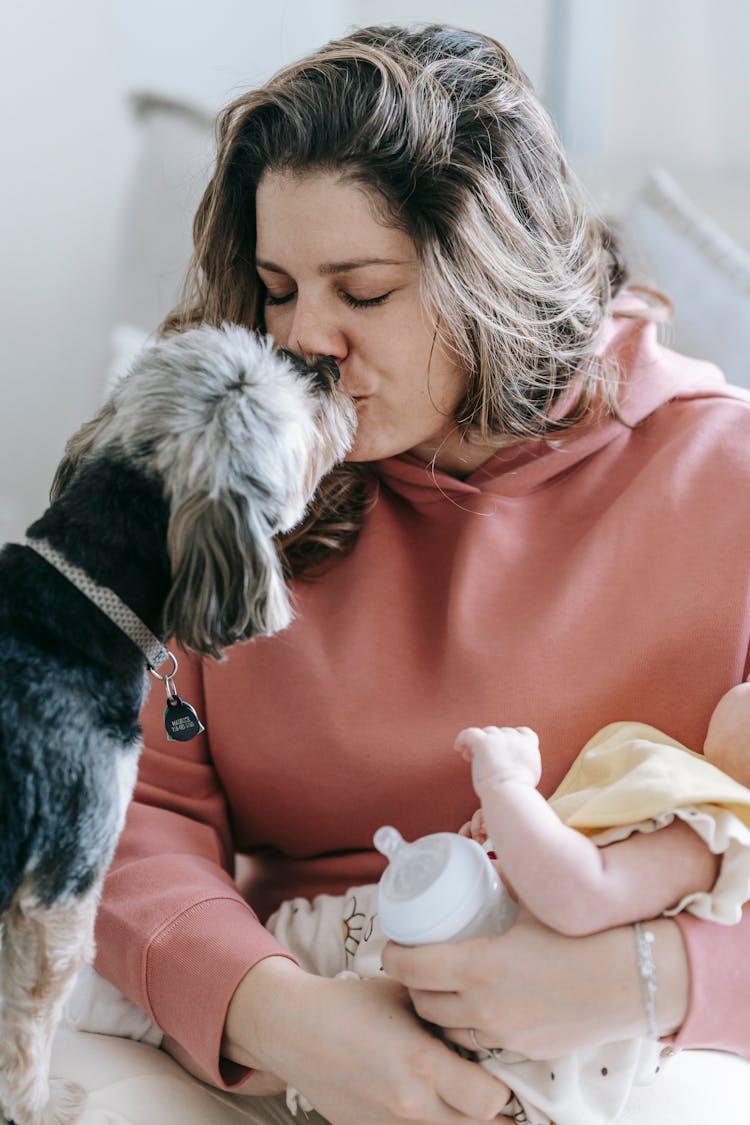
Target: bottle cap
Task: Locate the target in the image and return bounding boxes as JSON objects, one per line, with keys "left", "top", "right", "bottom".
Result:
{"left": 373, "top": 825, "right": 499, "bottom": 944}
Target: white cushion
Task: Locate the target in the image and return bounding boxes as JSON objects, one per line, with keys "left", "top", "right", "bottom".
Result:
{"left": 113, "top": 93, "right": 214, "bottom": 336}
{"left": 620, "top": 169, "right": 750, "bottom": 388}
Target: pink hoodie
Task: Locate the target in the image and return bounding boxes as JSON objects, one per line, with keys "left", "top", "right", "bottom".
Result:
{"left": 96, "top": 303, "right": 750, "bottom": 1087}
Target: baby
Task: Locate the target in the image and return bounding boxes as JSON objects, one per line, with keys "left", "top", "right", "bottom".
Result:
{"left": 66, "top": 685, "right": 750, "bottom": 1125}
{"left": 458, "top": 680, "right": 750, "bottom": 938}
{"left": 274, "top": 683, "right": 750, "bottom": 1123}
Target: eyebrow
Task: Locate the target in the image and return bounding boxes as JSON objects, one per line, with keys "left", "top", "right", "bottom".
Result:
{"left": 255, "top": 257, "right": 413, "bottom": 276}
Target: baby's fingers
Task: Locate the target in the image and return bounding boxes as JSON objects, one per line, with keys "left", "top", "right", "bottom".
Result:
{"left": 454, "top": 727, "right": 486, "bottom": 761}
{"left": 470, "top": 808, "right": 487, "bottom": 844}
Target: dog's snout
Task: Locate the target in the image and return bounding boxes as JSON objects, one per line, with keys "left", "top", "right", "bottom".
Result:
{"left": 312, "top": 356, "right": 341, "bottom": 388}
{"left": 277, "top": 348, "right": 341, "bottom": 391}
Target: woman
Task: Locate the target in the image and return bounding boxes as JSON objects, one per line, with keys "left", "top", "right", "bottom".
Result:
{"left": 58, "top": 23, "right": 750, "bottom": 1124}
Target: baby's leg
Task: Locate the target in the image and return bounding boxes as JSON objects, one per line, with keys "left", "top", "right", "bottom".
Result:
{"left": 267, "top": 886, "right": 381, "bottom": 978}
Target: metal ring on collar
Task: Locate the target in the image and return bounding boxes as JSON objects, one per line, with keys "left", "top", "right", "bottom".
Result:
{"left": 148, "top": 650, "right": 179, "bottom": 681}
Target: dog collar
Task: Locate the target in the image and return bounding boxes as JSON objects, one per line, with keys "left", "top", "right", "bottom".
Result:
{"left": 21, "top": 536, "right": 170, "bottom": 671}
{"left": 21, "top": 535, "right": 206, "bottom": 742}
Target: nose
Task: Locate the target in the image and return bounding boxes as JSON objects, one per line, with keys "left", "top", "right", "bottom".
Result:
{"left": 287, "top": 296, "right": 348, "bottom": 365}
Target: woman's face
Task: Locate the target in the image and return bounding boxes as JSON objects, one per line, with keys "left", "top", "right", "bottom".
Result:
{"left": 255, "top": 169, "right": 492, "bottom": 473}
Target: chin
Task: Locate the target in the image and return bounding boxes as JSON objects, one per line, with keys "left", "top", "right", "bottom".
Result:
{"left": 345, "top": 441, "right": 405, "bottom": 463}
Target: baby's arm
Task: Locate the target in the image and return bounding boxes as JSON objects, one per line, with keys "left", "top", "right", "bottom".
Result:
{"left": 456, "top": 726, "right": 720, "bottom": 936}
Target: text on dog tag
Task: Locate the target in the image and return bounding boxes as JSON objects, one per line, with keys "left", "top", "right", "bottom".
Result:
{"left": 164, "top": 695, "right": 205, "bottom": 742}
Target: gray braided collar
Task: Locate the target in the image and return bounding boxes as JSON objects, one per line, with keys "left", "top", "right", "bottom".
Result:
{"left": 21, "top": 536, "right": 169, "bottom": 671}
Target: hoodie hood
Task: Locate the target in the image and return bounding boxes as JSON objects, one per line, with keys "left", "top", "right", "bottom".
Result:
{"left": 374, "top": 293, "right": 735, "bottom": 504}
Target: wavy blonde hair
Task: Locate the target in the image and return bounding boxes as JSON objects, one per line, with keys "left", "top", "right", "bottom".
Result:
{"left": 163, "top": 24, "right": 639, "bottom": 576}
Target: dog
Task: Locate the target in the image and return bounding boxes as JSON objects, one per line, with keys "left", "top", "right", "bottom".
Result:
{"left": 0, "top": 323, "right": 356, "bottom": 1125}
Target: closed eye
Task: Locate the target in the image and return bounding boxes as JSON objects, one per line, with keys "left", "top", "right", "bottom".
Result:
{"left": 341, "top": 291, "right": 392, "bottom": 309}
{"left": 263, "top": 289, "right": 392, "bottom": 309}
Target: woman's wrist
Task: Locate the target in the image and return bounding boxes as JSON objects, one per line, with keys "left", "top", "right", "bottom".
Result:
{"left": 585, "top": 917, "right": 689, "bottom": 1044}
{"left": 601, "top": 918, "right": 688, "bottom": 1042}
{"left": 222, "top": 953, "right": 312, "bottom": 1070}
{"left": 648, "top": 917, "right": 690, "bottom": 1038}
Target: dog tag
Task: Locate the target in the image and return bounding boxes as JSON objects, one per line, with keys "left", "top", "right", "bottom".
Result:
{"left": 164, "top": 694, "right": 205, "bottom": 742}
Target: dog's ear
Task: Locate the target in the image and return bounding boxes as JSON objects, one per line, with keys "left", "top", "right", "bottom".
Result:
{"left": 163, "top": 491, "right": 293, "bottom": 659}
{"left": 50, "top": 401, "right": 117, "bottom": 502}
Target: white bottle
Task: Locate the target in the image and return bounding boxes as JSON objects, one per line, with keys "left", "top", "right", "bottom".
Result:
{"left": 373, "top": 825, "right": 518, "bottom": 945}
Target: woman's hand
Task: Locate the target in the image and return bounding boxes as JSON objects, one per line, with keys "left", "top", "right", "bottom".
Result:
{"left": 381, "top": 911, "right": 690, "bottom": 1060}
{"left": 224, "top": 956, "right": 513, "bottom": 1122}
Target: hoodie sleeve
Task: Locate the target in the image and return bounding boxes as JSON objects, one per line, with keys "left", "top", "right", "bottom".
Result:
{"left": 93, "top": 648, "right": 296, "bottom": 1089}
{"left": 671, "top": 906, "right": 750, "bottom": 1057}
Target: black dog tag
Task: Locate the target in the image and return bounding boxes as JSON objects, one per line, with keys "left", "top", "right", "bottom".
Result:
{"left": 164, "top": 694, "right": 205, "bottom": 742}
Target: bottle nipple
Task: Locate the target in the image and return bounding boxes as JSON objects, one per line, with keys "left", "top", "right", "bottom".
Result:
{"left": 373, "top": 825, "right": 405, "bottom": 859}
{"left": 374, "top": 824, "right": 514, "bottom": 944}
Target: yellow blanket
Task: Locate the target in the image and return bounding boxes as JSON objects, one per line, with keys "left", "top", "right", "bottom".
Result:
{"left": 550, "top": 721, "right": 750, "bottom": 833}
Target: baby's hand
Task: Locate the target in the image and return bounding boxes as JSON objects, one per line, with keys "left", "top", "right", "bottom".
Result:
{"left": 455, "top": 726, "right": 542, "bottom": 790}
{"left": 458, "top": 807, "right": 488, "bottom": 845}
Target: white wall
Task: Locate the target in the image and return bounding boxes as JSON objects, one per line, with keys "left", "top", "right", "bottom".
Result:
{"left": 347, "top": 0, "right": 551, "bottom": 88}
{"left": 1, "top": 0, "right": 749, "bottom": 541}
{"left": 0, "top": 0, "right": 133, "bottom": 539}
{"left": 605, "top": 0, "right": 750, "bottom": 166}
{"left": 0, "top": 0, "right": 344, "bottom": 541}
{"left": 564, "top": 0, "right": 750, "bottom": 247}
{"left": 108, "top": 0, "right": 345, "bottom": 110}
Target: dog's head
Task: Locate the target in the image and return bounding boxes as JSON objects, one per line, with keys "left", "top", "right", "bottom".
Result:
{"left": 53, "top": 325, "right": 356, "bottom": 657}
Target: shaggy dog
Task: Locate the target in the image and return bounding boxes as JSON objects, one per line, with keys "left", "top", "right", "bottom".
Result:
{"left": 0, "top": 324, "right": 356, "bottom": 1124}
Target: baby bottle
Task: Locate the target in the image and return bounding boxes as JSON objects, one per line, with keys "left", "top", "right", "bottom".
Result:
{"left": 373, "top": 825, "right": 518, "bottom": 944}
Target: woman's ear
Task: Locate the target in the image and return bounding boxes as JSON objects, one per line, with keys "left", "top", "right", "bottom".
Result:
{"left": 163, "top": 489, "right": 293, "bottom": 659}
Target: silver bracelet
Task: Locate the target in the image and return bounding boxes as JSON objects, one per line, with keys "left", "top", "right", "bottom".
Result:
{"left": 634, "top": 922, "right": 659, "bottom": 1039}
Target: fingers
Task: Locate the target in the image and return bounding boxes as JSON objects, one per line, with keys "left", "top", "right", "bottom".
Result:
{"left": 454, "top": 727, "right": 484, "bottom": 761}
{"left": 456, "top": 724, "right": 542, "bottom": 790}
{"left": 434, "top": 1049, "right": 512, "bottom": 1121}
{"left": 471, "top": 808, "right": 488, "bottom": 844}
{"left": 458, "top": 810, "right": 488, "bottom": 842}
{"left": 441, "top": 1025, "right": 494, "bottom": 1055}
{"left": 382, "top": 937, "right": 479, "bottom": 993}
{"left": 455, "top": 725, "right": 537, "bottom": 749}
{"left": 409, "top": 986, "right": 482, "bottom": 1032}
{"left": 382, "top": 939, "right": 503, "bottom": 1046}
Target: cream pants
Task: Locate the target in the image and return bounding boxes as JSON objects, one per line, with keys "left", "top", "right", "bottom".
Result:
{"left": 51, "top": 1025, "right": 750, "bottom": 1124}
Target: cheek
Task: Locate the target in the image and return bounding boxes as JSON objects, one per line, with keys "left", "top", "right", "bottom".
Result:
{"left": 414, "top": 357, "right": 468, "bottom": 418}
{"left": 388, "top": 314, "right": 466, "bottom": 406}
{"left": 262, "top": 309, "right": 290, "bottom": 346}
